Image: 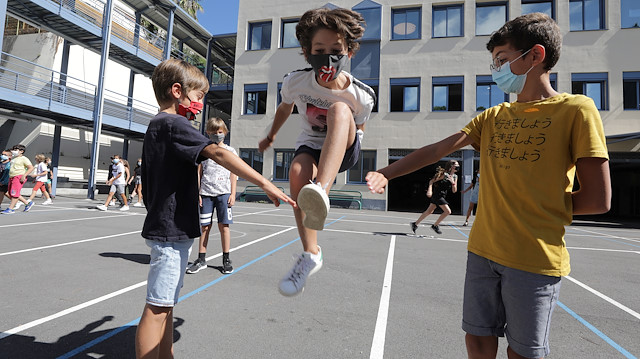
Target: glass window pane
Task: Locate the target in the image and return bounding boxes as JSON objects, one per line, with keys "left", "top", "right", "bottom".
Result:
{"left": 250, "top": 25, "right": 262, "bottom": 50}
{"left": 489, "top": 84, "right": 505, "bottom": 107}
{"left": 585, "top": 82, "right": 602, "bottom": 109}
{"left": 476, "top": 4, "right": 506, "bottom": 35}
{"left": 360, "top": 8, "right": 381, "bottom": 39}
{"left": 392, "top": 10, "right": 407, "bottom": 39}
{"left": 433, "top": 85, "right": 447, "bottom": 110}
{"left": 623, "top": 81, "right": 639, "bottom": 109}
{"left": 351, "top": 42, "right": 379, "bottom": 80}
{"left": 621, "top": 0, "right": 640, "bottom": 28}
{"left": 433, "top": 8, "right": 447, "bottom": 37}
{"left": 246, "top": 92, "right": 257, "bottom": 114}
{"left": 404, "top": 86, "right": 419, "bottom": 111}
{"left": 406, "top": 9, "right": 420, "bottom": 39}
{"left": 476, "top": 84, "right": 491, "bottom": 111}
{"left": 583, "top": 0, "right": 602, "bottom": 30}
{"left": 570, "top": 0, "right": 583, "bottom": 30}
{"left": 522, "top": 2, "right": 553, "bottom": 18}
{"left": 448, "top": 7, "right": 462, "bottom": 36}
{"left": 282, "top": 21, "right": 299, "bottom": 48}
{"left": 261, "top": 23, "right": 272, "bottom": 49}
{"left": 448, "top": 83, "right": 463, "bottom": 111}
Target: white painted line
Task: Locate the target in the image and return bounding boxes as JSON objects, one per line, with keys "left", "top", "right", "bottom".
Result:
{"left": 569, "top": 227, "right": 640, "bottom": 243}
{"left": 566, "top": 246, "right": 640, "bottom": 254}
{"left": 0, "top": 214, "right": 135, "bottom": 229}
{"left": 0, "top": 226, "right": 296, "bottom": 340}
{"left": 0, "top": 231, "right": 142, "bottom": 256}
{"left": 565, "top": 275, "right": 640, "bottom": 321}
{"left": 370, "top": 235, "right": 396, "bottom": 359}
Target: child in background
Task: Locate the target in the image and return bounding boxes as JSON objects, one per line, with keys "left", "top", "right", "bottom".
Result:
{"left": 258, "top": 7, "right": 375, "bottom": 296}
{"left": 45, "top": 157, "right": 55, "bottom": 199}
{"left": 96, "top": 155, "right": 129, "bottom": 211}
{"left": 128, "top": 158, "right": 143, "bottom": 207}
{"left": 26, "top": 154, "right": 53, "bottom": 205}
{"left": 461, "top": 169, "right": 480, "bottom": 226}
{"left": 0, "top": 150, "right": 12, "bottom": 210}
{"left": 1, "top": 144, "right": 35, "bottom": 214}
{"left": 122, "top": 159, "right": 132, "bottom": 202}
{"left": 410, "top": 160, "right": 459, "bottom": 235}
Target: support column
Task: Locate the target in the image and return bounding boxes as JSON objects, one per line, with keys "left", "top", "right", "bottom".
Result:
{"left": 88, "top": 0, "right": 115, "bottom": 199}
{"left": 51, "top": 125, "right": 62, "bottom": 196}
{"left": 133, "top": 11, "right": 141, "bottom": 49}
{"left": 122, "top": 139, "right": 129, "bottom": 160}
{"left": 127, "top": 69, "right": 135, "bottom": 126}
{"left": 163, "top": 7, "right": 175, "bottom": 60}
{"left": 200, "top": 37, "right": 214, "bottom": 134}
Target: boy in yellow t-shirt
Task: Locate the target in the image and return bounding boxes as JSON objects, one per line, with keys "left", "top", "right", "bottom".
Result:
{"left": 2, "top": 144, "right": 35, "bottom": 214}
{"left": 366, "top": 13, "right": 610, "bottom": 359}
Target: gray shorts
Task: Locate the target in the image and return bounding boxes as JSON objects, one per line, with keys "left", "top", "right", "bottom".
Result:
{"left": 110, "top": 184, "right": 125, "bottom": 195}
{"left": 462, "top": 251, "right": 561, "bottom": 358}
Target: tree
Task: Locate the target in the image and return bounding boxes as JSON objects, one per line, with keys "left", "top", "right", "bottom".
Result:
{"left": 178, "top": 0, "right": 204, "bottom": 20}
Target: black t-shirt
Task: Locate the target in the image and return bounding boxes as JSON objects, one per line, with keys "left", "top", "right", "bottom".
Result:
{"left": 141, "top": 112, "right": 213, "bottom": 241}
{"left": 432, "top": 177, "right": 453, "bottom": 200}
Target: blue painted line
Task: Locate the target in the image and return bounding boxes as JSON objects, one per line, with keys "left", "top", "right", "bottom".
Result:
{"left": 556, "top": 301, "right": 637, "bottom": 359}
{"left": 57, "top": 216, "right": 346, "bottom": 358}
{"left": 447, "top": 224, "right": 469, "bottom": 238}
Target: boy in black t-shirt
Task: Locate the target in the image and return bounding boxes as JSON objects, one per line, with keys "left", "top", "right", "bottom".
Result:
{"left": 135, "top": 58, "right": 296, "bottom": 359}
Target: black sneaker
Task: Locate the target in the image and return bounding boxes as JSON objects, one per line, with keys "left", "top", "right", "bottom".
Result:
{"left": 222, "top": 257, "right": 234, "bottom": 274}
{"left": 186, "top": 258, "right": 207, "bottom": 274}
{"left": 410, "top": 222, "right": 418, "bottom": 234}
{"left": 431, "top": 224, "right": 442, "bottom": 235}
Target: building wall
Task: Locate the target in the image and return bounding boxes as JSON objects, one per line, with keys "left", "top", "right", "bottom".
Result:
{"left": 233, "top": 0, "right": 640, "bottom": 212}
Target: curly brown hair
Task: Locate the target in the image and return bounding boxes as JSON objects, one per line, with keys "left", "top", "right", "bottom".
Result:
{"left": 296, "top": 7, "right": 365, "bottom": 60}
{"left": 486, "top": 12, "right": 562, "bottom": 71}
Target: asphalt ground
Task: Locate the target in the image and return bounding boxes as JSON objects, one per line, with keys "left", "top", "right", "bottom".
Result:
{"left": 0, "top": 196, "right": 639, "bottom": 359}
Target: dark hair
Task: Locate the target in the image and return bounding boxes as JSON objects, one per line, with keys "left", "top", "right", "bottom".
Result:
{"left": 152, "top": 58, "right": 209, "bottom": 105}
{"left": 486, "top": 12, "right": 561, "bottom": 70}
{"left": 12, "top": 144, "right": 26, "bottom": 152}
{"left": 296, "top": 7, "right": 365, "bottom": 59}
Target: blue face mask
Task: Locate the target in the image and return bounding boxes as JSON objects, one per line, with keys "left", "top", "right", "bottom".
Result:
{"left": 113, "top": 158, "right": 120, "bottom": 164}
{"left": 491, "top": 49, "right": 533, "bottom": 94}
{"left": 1, "top": 155, "right": 8, "bottom": 161}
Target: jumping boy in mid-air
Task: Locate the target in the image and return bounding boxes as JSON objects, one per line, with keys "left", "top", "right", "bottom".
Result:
{"left": 135, "top": 58, "right": 295, "bottom": 359}
{"left": 367, "top": 13, "right": 610, "bottom": 359}
{"left": 259, "top": 7, "right": 375, "bottom": 297}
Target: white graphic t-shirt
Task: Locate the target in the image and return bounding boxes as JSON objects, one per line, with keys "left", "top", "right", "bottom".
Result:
{"left": 280, "top": 69, "right": 376, "bottom": 150}
{"left": 112, "top": 162, "right": 126, "bottom": 185}
{"left": 200, "top": 144, "right": 238, "bottom": 197}
{"left": 36, "top": 162, "right": 48, "bottom": 182}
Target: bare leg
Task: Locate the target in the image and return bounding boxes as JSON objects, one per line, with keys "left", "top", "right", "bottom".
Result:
{"left": 465, "top": 203, "right": 475, "bottom": 222}
{"left": 27, "top": 190, "right": 38, "bottom": 202}
{"left": 135, "top": 304, "right": 173, "bottom": 359}
{"left": 466, "top": 333, "right": 498, "bottom": 359}
{"left": 219, "top": 223, "right": 230, "bottom": 253}
{"left": 103, "top": 192, "right": 115, "bottom": 206}
{"left": 415, "top": 203, "right": 438, "bottom": 225}
{"left": 199, "top": 225, "right": 211, "bottom": 253}
{"left": 314, "top": 102, "right": 356, "bottom": 188}
{"left": 433, "top": 204, "right": 452, "bottom": 226}
{"left": 289, "top": 154, "right": 319, "bottom": 254}
{"left": 507, "top": 346, "right": 538, "bottom": 359}
{"left": 137, "top": 184, "right": 143, "bottom": 203}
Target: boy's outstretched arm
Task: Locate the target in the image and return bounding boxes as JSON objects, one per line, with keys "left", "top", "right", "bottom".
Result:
{"left": 258, "top": 102, "right": 294, "bottom": 152}
{"left": 572, "top": 157, "right": 611, "bottom": 215}
{"left": 366, "top": 132, "right": 473, "bottom": 194}
{"left": 201, "top": 144, "right": 296, "bottom": 208}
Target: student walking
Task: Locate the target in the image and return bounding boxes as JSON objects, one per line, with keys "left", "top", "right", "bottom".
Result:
{"left": 96, "top": 155, "right": 129, "bottom": 211}
{"left": 26, "top": 154, "right": 53, "bottom": 205}
{"left": 258, "top": 7, "right": 375, "bottom": 296}
{"left": 1, "top": 144, "right": 35, "bottom": 214}
{"left": 367, "top": 13, "right": 610, "bottom": 359}
{"left": 461, "top": 169, "right": 480, "bottom": 226}
{"left": 410, "top": 160, "right": 459, "bottom": 235}
{"left": 134, "top": 58, "right": 295, "bottom": 359}
{"left": 128, "top": 158, "right": 143, "bottom": 207}
{"left": 186, "top": 118, "right": 238, "bottom": 275}
{"left": 0, "top": 149, "right": 12, "bottom": 210}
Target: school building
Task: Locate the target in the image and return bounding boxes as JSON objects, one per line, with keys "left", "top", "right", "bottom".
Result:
{"left": 230, "top": 0, "right": 640, "bottom": 217}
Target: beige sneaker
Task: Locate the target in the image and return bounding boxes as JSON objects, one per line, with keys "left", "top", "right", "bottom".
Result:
{"left": 297, "top": 182, "right": 330, "bottom": 231}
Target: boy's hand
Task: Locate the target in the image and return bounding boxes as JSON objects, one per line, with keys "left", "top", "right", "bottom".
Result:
{"left": 366, "top": 171, "right": 388, "bottom": 194}
{"left": 198, "top": 195, "right": 202, "bottom": 207}
{"left": 261, "top": 182, "right": 296, "bottom": 208}
{"left": 258, "top": 136, "right": 273, "bottom": 152}
{"left": 228, "top": 195, "right": 235, "bottom": 207}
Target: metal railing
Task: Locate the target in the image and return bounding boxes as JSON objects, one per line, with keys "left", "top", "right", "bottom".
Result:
{"left": 0, "top": 52, "right": 158, "bottom": 129}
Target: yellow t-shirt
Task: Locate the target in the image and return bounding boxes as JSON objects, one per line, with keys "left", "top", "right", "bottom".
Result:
{"left": 461, "top": 93, "right": 608, "bottom": 277}
{"left": 9, "top": 156, "right": 32, "bottom": 177}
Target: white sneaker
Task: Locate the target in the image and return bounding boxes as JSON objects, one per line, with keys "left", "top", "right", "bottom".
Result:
{"left": 279, "top": 246, "right": 323, "bottom": 296}
{"left": 14, "top": 202, "right": 22, "bottom": 210}
{"left": 96, "top": 204, "right": 108, "bottom": 211}
{"left": 133, "top": 202, "right": 143, "bottom": 207}
{"left": 297, "top": 182, "right": 330, "bottom": 231}
{"left": 119, "top": 205, "right": 130, "bottom": 211}
{"left": 42, "top": 199, "right": 53, "bottom": 205}
{"left": 109, "top": 200, "right": 116, "bottom": 207}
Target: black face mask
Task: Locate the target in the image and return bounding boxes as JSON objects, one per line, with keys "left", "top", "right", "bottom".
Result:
{"left": 308, "top": 54, "right": 348, "bottom": 82}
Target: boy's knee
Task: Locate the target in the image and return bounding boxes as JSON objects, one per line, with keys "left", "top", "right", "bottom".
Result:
{"left": 328, "top": 102, "right": 352, "bottom": 120}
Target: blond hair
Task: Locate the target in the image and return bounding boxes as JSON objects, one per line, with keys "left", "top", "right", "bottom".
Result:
{"left": 205, "top": 117, "right": 228, "bottom": 134}
{"left": 35, "top": 154, "right": 45, "bottom": 162}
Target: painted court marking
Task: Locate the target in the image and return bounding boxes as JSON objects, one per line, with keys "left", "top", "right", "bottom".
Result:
{"left": 370, "top": 235, "right": 396, "bottom": 359}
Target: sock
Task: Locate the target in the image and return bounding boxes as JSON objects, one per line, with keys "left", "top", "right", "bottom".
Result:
{"left": 223, "top": 252, "right": 229, "bottom": 260}
{"left": 198, "top": 252, "right": 206, "bottom": 261}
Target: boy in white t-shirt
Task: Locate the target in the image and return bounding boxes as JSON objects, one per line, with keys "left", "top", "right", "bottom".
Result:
{"left": 186, "top": 118, "right": 238, "bottom": 275}
{"left": 26, "top": 154, "right": 53, "bottom": 205}
{"left": 96, "top": 155, "right": 129, "bottom": 211}
{"left": 258, "top": 7, "right": 376, "bottom": 296}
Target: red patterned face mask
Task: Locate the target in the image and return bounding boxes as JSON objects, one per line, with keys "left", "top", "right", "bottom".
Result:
{"left": 177, "top": 98, "right": 203, "bottom": 121}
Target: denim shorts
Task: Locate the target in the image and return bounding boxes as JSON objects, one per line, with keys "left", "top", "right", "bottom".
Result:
{"left": 462, "top": 251, "right": 561, "bottom": 358}
{"left": 200, "top": 194, "right": 233, "bottom": 226}
{"left": 145, "top": 239, "right": 194, "bottom": 307}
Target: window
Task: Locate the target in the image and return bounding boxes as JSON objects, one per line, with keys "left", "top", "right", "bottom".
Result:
{"left": 549, "top": 73, "right": 557, "bottom": 91}
{"left": 277, "top": 82, "right": 298, "bottom": 114}
{"left": 248, "top": 21, "right": 272, "bottom": 50}
{"left": 571, "top": 73, "right": 608, "bottom": 110}
{"left": 623, "top": 72, "right": 640, "bottom": 110}
{"left": 392, "top": 7, "right": 421, "bottom": 40}
{"left": 281, "top": 19, "right": 299, "bottom": 48}
{"left": 240, "top": 149, "right": 264, "bottom": 174}
{"left": 244, "top": 83, "right": 267, "bottom": 114}
{"left": 348, "top": 150, "right": 376, "bottom": 184}
{"left": 476, "top": 75, "right": 507, "bottom": 111}
{"left": 621, "top": 0, "right": 640, "bottom": 28}
{"left": 433, "top": 4, "right": 463, "bottom": 38}
{"left": 273, "top": 149, "right": 295, "bottom": 181}
{"left": 350, "top": 42, "right": 380, "bottom": 81}
{"left": 362, "top": 80, "right": 379, "bottom": 113}
{"left": 522, "top": 0, "right": 554, "bottom": 19}
{"left": 569, "top": 0, "right": 605, "bottom": 31}
{"left": 354, "top": 1, "right": 382, "bottom": 40}
{"left": 390, "top": 78, "right": 420, "bottom": 112}
{"left": 476, "top": 2, "right": 507, "bottom": 35}
{"left": 433, "top": 76, "right": 463, "bottom": 111}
